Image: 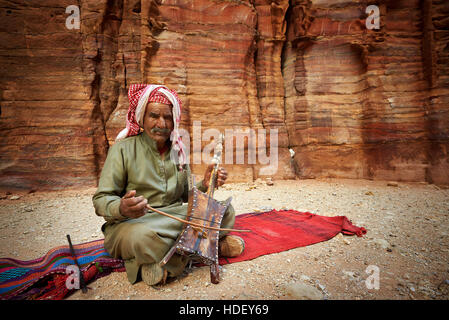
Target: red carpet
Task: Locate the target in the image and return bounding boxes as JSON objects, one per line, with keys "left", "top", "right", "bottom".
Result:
{"left": 219, "top": 209, "right": 366, "bottom": 265}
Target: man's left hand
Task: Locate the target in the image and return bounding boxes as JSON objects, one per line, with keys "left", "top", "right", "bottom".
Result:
{"left": 203, "top": 164, "right": 228, "bottom": 189}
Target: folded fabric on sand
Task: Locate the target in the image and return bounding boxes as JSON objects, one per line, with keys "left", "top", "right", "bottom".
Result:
{"left": 0, "top": 209, "right": 366, "bottom": 300}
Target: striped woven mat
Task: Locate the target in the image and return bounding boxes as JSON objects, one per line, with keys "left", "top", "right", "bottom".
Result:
{"left": 0, "top": 239, "right": 124, "bottom": 300}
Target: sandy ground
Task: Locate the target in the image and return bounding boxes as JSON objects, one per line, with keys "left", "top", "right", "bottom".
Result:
{"left": 1, "top": 178, "right": 448, "bottom": 300}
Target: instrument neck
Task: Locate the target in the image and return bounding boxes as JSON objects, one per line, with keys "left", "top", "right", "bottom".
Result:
{"left": 207, "top": 163, "right": 219, "bottom": 198}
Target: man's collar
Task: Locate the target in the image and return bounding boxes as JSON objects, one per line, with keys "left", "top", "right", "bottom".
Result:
{"left": 140, "top": 131, "right": 171, "bottom": 155}
{"left": 141, "top": 131, "right": 157, "bottom": 150}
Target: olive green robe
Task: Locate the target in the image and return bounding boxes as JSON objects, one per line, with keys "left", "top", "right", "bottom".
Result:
{"left": 92, "top": 132, "right": 235, "bottom": 284}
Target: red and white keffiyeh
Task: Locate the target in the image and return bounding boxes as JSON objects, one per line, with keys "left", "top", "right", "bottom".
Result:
{"left": 116, "top": 84, "right": 186, "bottom": 168}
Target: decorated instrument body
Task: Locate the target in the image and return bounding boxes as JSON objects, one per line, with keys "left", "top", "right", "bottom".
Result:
{"left": 153, "top": 134, "right": 245, "bottom": 284}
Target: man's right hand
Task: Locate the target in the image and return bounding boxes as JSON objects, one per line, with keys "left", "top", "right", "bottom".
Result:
{"left": 119, "top": 190, "right": 148, "bottom": 219}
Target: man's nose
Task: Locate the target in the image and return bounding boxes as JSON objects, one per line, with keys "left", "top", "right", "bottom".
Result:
{"left": 156, "top": 115, "right": 167, "bottom": 128}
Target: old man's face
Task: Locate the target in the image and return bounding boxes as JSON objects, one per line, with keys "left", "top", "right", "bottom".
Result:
{"left": 143, "top": 102, "right": 174, "bottom": 148}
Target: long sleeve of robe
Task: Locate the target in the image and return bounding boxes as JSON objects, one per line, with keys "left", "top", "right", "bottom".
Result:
{"left": 92, "top": 132, "right": 208, "bottom": 223}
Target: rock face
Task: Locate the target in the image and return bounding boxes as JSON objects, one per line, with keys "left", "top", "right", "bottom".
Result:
{"left": 0, "top": 0, "right": 448, "bottom": 190}
{"left": 284, "top": 0, "right": 449, "bottom": 185}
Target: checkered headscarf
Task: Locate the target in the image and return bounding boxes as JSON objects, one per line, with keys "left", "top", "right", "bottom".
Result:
{"left": 116, "top": 84, "right": 186, "bottom": 168}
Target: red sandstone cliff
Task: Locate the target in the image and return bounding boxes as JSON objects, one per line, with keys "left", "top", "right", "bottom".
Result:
{"left": 0, "top": 0, "right": 448, "bottom": 190}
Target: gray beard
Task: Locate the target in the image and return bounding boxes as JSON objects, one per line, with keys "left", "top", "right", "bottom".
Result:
{"left": 151, "top": 128, "right": 170, "bottom": 134}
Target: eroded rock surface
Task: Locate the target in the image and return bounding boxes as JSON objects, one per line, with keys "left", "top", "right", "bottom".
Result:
{"left": 0, "top": 0, "right": 448, "bottom": 190}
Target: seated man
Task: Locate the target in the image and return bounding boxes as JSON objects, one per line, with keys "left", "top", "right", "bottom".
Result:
{"left": 92, "top": 84, "right": 244, "bottom": 286}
